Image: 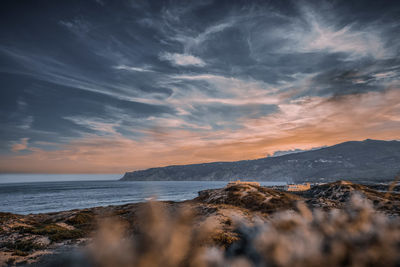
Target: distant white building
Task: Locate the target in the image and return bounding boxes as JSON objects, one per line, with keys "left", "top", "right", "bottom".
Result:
{"left": 286, "top": 182, "right": 311, "bottom": 191}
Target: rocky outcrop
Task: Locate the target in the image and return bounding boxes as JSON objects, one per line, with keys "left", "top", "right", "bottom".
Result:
{"left": 296, "top": 180, "right": 400, "bottom": 214}
{"left": 197, "top": 183, "right": 302, "bottom": 213}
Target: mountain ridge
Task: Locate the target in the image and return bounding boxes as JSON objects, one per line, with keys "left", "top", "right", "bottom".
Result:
{"left": 121, "top": 139, "right": 400, "bottom": 182}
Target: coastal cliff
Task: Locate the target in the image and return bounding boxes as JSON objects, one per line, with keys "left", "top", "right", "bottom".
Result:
{"left": 121, "top": 139, "right": 400, "bottom": 182}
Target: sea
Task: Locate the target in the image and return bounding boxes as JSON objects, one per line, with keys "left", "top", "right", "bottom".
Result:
{"left": 0, "top": 174, "right": 286, "bottom": 215}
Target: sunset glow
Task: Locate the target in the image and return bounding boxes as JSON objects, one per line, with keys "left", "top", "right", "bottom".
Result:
{"left": 1, "top": 0, "right": 399, "bottom": 173}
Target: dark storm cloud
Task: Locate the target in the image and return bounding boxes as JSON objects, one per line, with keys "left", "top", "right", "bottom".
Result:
{"left": 0, "top": 0, "right": 399, "bottom": 158}
{"left": 0, "top": 71, "right": 174, "bottom": 152}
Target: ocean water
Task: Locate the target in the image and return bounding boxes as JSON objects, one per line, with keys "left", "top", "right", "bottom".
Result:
{"left": 0, "top": 177, "right": 286, "bottom": 215}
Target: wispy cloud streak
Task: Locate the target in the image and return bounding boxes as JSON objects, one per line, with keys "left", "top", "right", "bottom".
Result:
{"left": 0, "top": 0, "right": 399, "bottom": 172}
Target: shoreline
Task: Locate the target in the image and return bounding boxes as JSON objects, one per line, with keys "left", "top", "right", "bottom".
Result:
{"left": 1, "top": 180, "right": 397, "bottom": 216}
{"left": 0, "top": 181, "right": 282, "bottom": 215}
{"left": 1, "top": 181, "right": 400, "bottom": 266}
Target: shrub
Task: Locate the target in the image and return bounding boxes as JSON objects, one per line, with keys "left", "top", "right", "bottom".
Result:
{"left": 3, "top": 240, "right": 43, "bottom": 252}
{"left": 84, "top": 195, "right": 400, "bottom": 267}
{"left": 29, "top": 224, "right": 85, "bottom": 242}
{"left": 66, "top": 212, "right": 94, "bottom": 227}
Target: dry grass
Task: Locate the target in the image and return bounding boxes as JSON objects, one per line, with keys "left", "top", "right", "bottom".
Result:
{"left": 26, "top": 224, "right": 85, "bottom": 242}
{"left": 86, "top": 202, "right": 223, "bottom": 267}
{"left": 197, "top": 184, "right": 302, "bottom": 214}
{"left": 247, "top": 195, "right": 400, "bottom": 266}
{"left": 57, "top": 193, "right": 400, "bottom": 267}
{"left": 1, "top": 240, "right": 44, "bottom": 253}
{"left": 3, "top": 183, "right": 400, "bottom": 267}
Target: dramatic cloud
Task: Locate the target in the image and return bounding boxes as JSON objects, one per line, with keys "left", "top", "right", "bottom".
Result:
{"left": 159, "top": 52, "right": 206, "bottom": 66}
{"left": 0, "top": 0, "right": 399, "bottom": 173}
{"left": 282, "top": 6, "right": 387, "bottom": 59}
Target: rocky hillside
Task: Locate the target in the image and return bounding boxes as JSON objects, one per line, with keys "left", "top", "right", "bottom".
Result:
{"left": 196, "top": 180, "right": 400, "bottom": 215}
{"left": 121, "top": 139, "right": 400, "bottom": 182}
{"left": 295, "top": 180, "right": 400, "bottom": 214}
{"left": 197, "top": 183, "right": 302, "bottom": 213}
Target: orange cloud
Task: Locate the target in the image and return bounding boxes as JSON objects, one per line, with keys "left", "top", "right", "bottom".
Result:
{"left": 11, "top": 138, "right": 29, "bottom": 152}
{"left": 1, "top": 89, "right": 399, "bottom": 174}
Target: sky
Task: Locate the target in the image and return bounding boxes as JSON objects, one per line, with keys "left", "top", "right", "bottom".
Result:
{"left": 0, "top": 0, "right": 399, "bottom": 174}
